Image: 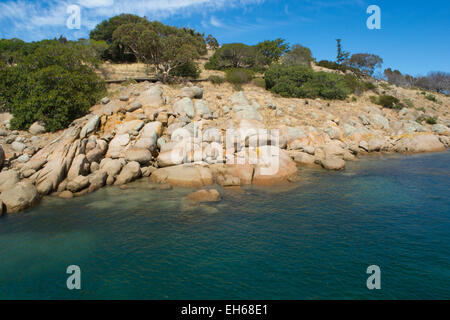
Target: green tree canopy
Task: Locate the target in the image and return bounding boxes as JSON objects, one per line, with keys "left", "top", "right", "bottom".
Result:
{"left": 346, "top": 53, "right": 383, "bottom": 76}
{"left": 282, "top": 44, "right": 313, "bottom": 67}
{"left": 0, "top": 42, "right": 105, "bottom": 131}
{"left": 205, "top": 43, "right": 257, "bottom": 70}
{"left": 112, "top": 20, "right": 206, "bottom": 82}
{"left": 256, "top": 38, "right": 289, "bottom": 65}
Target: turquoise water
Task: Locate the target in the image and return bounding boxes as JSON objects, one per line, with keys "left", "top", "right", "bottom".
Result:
{"left": 0, "top": 152, "right": 449, "bottom": 300}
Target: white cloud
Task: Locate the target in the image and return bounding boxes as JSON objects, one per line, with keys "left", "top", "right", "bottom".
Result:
{"left": 77, "top": 0, "right": 115, "bottom": 9}
{"left": 0, "top": 0, "right": 265, "bottom": 40}
{"left": 209, "top": 16, "right": 224, "bottom": 28}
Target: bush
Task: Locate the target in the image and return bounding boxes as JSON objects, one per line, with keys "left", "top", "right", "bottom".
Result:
{"left": 425, "top": 94, "right": 437, "bottom": 102}
{"left": 206, "top": 43, "right": 257, "bottom": 70}
{"left": 0, "top": 43, "right": 105, "bottom": 132}
{"left": 225, "top": 68, "right": 254, "bottom": 86}
{"left": 252, "top": 78, "right": 266, "bottom": 89}
{"left": 170, "top": 61, "right": 200, "bottom": 79}
{"left": 264, "top": 64, "right": 370, "bottom": 100}
{"left": 371, "top": 95, "right": 403, "bottom": 109}
{"left": 209, "top": 75, "right": 226, "bottom": 85}
{"left": 424, "top": 117, "right": 437, "bottom": 125}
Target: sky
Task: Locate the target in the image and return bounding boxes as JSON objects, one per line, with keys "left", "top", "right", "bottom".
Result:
{"left": 0, "top": 0, "right": 449, "bottom": 76}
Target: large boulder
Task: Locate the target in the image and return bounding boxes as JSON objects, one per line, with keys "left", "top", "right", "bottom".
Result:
{"left": 12, "top": 141, "right": 26, "bottom": 152}
{"left": 0, "top": 170, "right": 20, "bottom": 192}
{"left": 66, "top": 175, "right": 90, "bottom": 193}
{"left": 134, "top": 121, "right": 162, "bottom": 151}
{"left": 173, "top": 98, "right": 195, "bottom": 118}
{"left": 210, "top": 164, "right": 254, "bottom": 185}
{"left": 320, "top": 157, "right": 346, "bottom": 170}
{"left": 116, "top": 120, "right": 144, "bottom": 135}
{"left": 0, "top": 182, "right": 39, "bottom": 214}
{"left": 178, "top": 86, "right": 203, "bottom": 99}
{"left": 432, "top": 124, "right": 450, "bottom": 136}
{"left": 136, "top": 87, "right": 164, "bottom": 107}
{"left": 88, "top": 170, "right": 108, "bottom": 192}
{"left": 35, "top": 128, "right": 80, "bottom": 195}
{"left": 150, "top": 164, "right": 213, "bottom": 188}
{"left": 114, "top": 161, "right": 141, "bottom": 185}
{"left": 394, "top": 134, "right": 446, "bottom": 153}
{"left": 99, "top": 158, "right": 125, "bottom": 178}
{"left": 124, "top": 148, "right": 152, "bottom": 164}
{"left": 229, "top": 91, "right": 248, "bottom": 106}
{"left": 29, "top": 122, "right": 46, "bottom": 135}
{"left": 233, "top": 105, "right": 263, "bottom": 122}
{"left": 80, "top": 115, "right": 100, "bottom": 138}
{"left": 67, "top": 154, "right": 89, "bottom": 180}
{"left": 106, "top": 134, "right": 130, "bottom": 158}
{"left": 252, "top": 147, "right": 298, "bottom": 186}
{"left": 194, "top": 100, "right": 212, "bottom": 119}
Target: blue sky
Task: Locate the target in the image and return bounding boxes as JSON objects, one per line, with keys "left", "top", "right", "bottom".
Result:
{"left": 0, "top": 0, "right": 449, "bottom": 75}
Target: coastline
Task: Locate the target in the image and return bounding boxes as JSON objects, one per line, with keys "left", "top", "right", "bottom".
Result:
{"left": 0, "top": 82, "right": 449, "bottom": 215}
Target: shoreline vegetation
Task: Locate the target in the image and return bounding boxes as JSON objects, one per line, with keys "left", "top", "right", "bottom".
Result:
{"left": 0, "top": 15, "right": 449, "bottom": 215}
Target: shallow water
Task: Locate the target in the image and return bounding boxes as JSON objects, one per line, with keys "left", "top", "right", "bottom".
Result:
{"left": 0, "top": 152, "right": 449, "bottom": 299}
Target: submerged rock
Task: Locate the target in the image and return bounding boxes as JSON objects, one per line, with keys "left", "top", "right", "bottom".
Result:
{"left": 187, "top": 189, "right": 221, "bottom": 203}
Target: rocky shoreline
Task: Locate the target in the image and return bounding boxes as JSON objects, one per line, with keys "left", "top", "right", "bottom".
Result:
{"left": 0, "top": 82, "right": 449, "bottom": 215}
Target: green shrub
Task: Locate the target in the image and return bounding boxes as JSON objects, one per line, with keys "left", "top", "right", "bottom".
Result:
{"left": 225, "top": 68, "right": 254, "bottom": 86}
{"left": 0, "top": 43, "right": 105, "bottom": 132}
{"left": 264, "top": 64, "right": 367, "bottom": 100}
{"left": 425, "top": 94, "right": 437, "bottom": 102}
{"left": 371, "top": 95, "right": 403, "bottom": 109}
{"left": 404, "top": 98, "right": 414, "bottom": 108}
{"left": 209, "top": 75, "right": 226, "bottom": 85}
{"left": 170, "top": 61, "right": 200, "bottom": 79}
{"left": 252, "top": 77, "right": 266, "bottom": 89}
{"left": 424, "top": 117, "right": 437, "bottom": 125}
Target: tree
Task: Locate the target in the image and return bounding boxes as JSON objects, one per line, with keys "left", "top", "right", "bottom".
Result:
{"left": 112, "top": 21, "right": 206, "bottom": 82}
{"left": 426, "top": 71, "right": 450, "bottom": 94}
{"left": 89, "top": 14, "right": 149, "bottom": 62}
{"left": 282, "top": 44, "right": 313, "bottom": 67}
{"left": 346, "top": 53, "right": 383, "bottom": 76}
{"left": 0, "top": 42, "right": 105, "bottom": 131}
{"left": 336, "top": 39, "right": 350, "bottom": 65}
{"left": 206, "top": 34, "right": 219, "bottom": 50}
{"left": 256, "top": 39, "right": 289, "bottom": 64}
{"left": 205, "top": 43, "right": 257, "bottom": 70}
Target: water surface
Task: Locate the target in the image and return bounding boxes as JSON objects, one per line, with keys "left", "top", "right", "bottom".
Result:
{"left": 0, "top": 152, "right": 449, "bottom": 299}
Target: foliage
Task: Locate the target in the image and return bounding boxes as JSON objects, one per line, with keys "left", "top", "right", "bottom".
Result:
{"left": 209, "top": 75, "right": 226, "bottom": 85}
{"left": 170, "top": 61, "right": 200, "bottom": 79}
{"left": 225, "top": 68, "right": 254, "bottom": 87}
{"left": 256, "top": 39, "right": 289, "bottom": 65}
{"left": 112, "top": 20, "right": 206, "bottom": 82}
{"left": 252, "top": 78, "right": 266, "bottom": 89}
{"left": 425, "top": 94, "right": 437, "bottom": 102}
{"left": 206, "top": 34, "right": 219, "bottom": 50}
{"left": 0, "top": 42, "right": 105, "bottom": 131}
{"left": 282, "top": 44, "right": 313, "bottom": 67}
{"left": 346, "top": 53, "right": 383, "bottom": 76}
{"left": 336, "top": 39, "right": 350, "bottom": 64}
{"left": 205, "top": 43, "right": 257, "bottom": 70}
{"left": 264, "top": 64, "right": 361, "bottom": 100}
{"left": 424, "top": 117, "right": 437, "bottom": 125}
{"left": 89, "top": 14, "right": 149, "bottom": 62}
{"left": 371, "top": 95, "right": 403, "bottom": 109}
